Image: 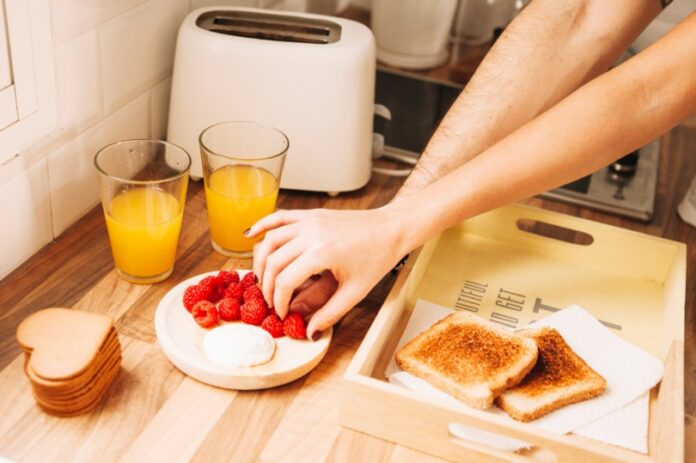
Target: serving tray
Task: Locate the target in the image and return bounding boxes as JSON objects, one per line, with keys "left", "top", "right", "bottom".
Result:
{"left": 340, "top": 204, "right": 685, "bottom": 462}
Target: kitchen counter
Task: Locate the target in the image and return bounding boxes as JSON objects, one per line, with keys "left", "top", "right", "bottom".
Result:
{"left": 0, "top": 121, "right": 694, "bottom": 462}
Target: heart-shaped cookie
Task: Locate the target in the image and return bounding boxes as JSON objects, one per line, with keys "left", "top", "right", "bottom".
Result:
{"left": 17, "top": 308, "right": 114, "bottom": 381}
{"left": 25, "top": 330, "right": 120, "bottom": 391}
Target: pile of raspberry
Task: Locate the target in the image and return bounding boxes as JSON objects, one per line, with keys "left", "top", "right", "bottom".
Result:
{"left": 182, "top": 270, "right": 307, "bottom": 340}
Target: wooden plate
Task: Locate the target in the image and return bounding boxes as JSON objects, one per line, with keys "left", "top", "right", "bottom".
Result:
{"left": 154, "top": 271, "right": 332, "bottom": 390}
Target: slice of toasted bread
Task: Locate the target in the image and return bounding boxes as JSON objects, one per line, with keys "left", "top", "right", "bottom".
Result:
{"left": 395, "top": 312, "right": 538, "bottom": 409}
{"left": 496, "top": 327, "right": 606, "bottom": 422}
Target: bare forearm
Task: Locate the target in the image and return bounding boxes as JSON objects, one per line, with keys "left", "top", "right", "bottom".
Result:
{"left": 395, "top": 11, "right": 696, "bottom": 252}
{"left": 397, "top": 0, "right": 660, "bottom": 197}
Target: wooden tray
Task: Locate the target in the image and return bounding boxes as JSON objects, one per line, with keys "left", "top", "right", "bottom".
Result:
{"left": 340, "top": 204, "right": 685, "bottom": 463}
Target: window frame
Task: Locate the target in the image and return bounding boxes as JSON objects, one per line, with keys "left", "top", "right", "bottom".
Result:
{"left": 0, "top": 0, "right": 55, "bottom": 165}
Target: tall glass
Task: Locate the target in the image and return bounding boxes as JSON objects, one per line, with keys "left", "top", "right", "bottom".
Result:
{"left": 199, "top": 121, "right": 288, "bottom": 258}
{"left": 94, "top": 140, "right": 190, "bottom": 284}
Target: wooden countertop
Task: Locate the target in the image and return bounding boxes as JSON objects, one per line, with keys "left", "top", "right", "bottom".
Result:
{"left": 0, "top": 121, "right": 694, "bottom": 462}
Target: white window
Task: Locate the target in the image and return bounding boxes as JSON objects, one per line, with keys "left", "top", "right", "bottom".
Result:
{"left": 0, "top": 0, "right": 55, "bottom": 165}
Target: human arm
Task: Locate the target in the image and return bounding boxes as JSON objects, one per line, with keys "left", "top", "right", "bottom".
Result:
{"left": 249, "top": 4, "right": 696, "bottom": 339}
{"left": 281, "top": 0, "right": 663, "bottom": 313}
{"left": 398, "top": 0, "right": 661, "bottom": 196}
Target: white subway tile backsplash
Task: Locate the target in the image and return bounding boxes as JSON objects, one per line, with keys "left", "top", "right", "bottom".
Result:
{"left": 0, "top": 159, "right": 53, "bottom": 280}
{"left": 99, "top": 0, "right": 188, "bottom": 113}
{"left": 151, "top": 77, "right": 172, "bottom": 140}
{"left": 54, "top": 30, "right": 102, "bottom": 131}
{"left": 48, "top": 92, "right": 151, "bottom": 237}
{"left": 50, "top": 0, "right": 149, "bottom": 43}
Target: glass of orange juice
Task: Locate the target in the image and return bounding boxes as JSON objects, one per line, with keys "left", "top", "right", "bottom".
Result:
{"left": 94, "top": 140, "right": 190, "bottom": 284}
{"left": 199, "top": 121, "right": 288, "bottom": 258}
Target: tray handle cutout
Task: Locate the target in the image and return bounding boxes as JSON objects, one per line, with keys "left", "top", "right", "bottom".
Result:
{"left": 448, "top": 423, "right": 558, "bottom": 463}
{"left": 515, "top": 218, "right": 594, "bottom": 246}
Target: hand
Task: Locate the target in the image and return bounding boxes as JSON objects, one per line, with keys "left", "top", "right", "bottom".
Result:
{"left": 246, "top": 207, "right": 408, "bottom": 339}
{"left": 288, "top": 271, "right": 338, "bottom": 317}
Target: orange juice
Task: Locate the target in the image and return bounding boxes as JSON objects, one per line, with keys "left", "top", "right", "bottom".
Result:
{"left": 104, "top": 187, "right": 183, "bottom": 279}
{"left": 204, "top": 164, "right": 279, "bottom": 253}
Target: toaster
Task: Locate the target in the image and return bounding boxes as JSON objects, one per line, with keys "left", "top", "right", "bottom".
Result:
{"left": 167, "top": 7, "right": 376, "bottom": 194}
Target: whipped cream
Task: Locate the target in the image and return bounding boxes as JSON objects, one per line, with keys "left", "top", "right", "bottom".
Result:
{"left": 203, "top": 324, "right": 275, "bottom": 368}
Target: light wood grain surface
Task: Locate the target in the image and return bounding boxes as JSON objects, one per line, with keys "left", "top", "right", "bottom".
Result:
{"left": 0, "top": 122, "right": 694, "bottom": 462}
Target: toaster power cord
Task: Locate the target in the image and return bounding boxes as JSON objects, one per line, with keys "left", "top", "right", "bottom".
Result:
{"left": 372, "top": 134, "right": 417, "bottom": 177}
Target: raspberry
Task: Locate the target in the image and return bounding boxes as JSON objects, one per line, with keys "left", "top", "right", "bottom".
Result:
{"left": 283, "top": 311, "right": 307, "bottom": 339}
{"left": 217, "top": 297, "right": 241, "bottom": 321}
{"left": 192, "top": 301, "right": 219, "bottom": 328}
{"left": 239, "top": 272, "right": 257, "bottom": 289}
{"left": 243, "top": 285, "right": 264, "bottom": 303}
{"left": 260, "top": 314, "right": 284, "bottom": 338}
{"left": 224, "top": 282, "right": 244, "bottom": 302}
{"left": 200, "top": 275, "right": 224, "bottom": 303}
{"left": 241, "top": 298, "right": 268, "bottom": 326}
{"left": 217, "top": 270, "right": 239, "bottom": 288}
{"left": 182, "top": 285, "right": 211, "bottom": 312}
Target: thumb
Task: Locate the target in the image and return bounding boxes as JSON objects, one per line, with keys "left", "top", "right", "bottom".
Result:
{"left": 306, "top": 285, "right": 359, "bottom": 340}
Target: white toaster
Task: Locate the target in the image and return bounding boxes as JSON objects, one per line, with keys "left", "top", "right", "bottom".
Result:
{"left": 168, "top": 7, "right": 376, "bottom": 194}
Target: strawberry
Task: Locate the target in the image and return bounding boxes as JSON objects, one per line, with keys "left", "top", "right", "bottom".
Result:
{"left": 182, "top": 285, "right": 211, "bottom": 312}
{"left": 200, "top": 275, "right": 224, "bottom": 303}
{"left": 239, "top": 272, "right": 257, "bottom": 289}
{"left": 217, "top": 270, "right": 239, "bottom": 289}
{"left": 192, "top": 300, "right": 219, "bottom": 328}
{"left": 283, "top": 311, "right": 307, "bottom": 339}
{"left": 217, "top": 297, "right": 241, "bottom": 321}
{"left": 243, "top": 285, "right": 264, "bottom": 303}
{"left": 224, "top": 282, "right": 244, "bottom": 302}
{"left": 260, "top": 314, "right": 284, "bottom": 338}
{"left": 241, "top": 298, "right": 268, "bottom": 326}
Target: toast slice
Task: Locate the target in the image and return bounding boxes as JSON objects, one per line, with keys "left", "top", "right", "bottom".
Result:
{"left": 496, "top": 327, "right": 606, "bottom": 422}
{"left": 395, "top": 312, "right": 538, "bottom": 409}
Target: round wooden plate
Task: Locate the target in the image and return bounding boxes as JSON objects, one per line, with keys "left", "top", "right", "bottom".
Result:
{"left": 154, "top": 271, "right": 332, "bottom": 390}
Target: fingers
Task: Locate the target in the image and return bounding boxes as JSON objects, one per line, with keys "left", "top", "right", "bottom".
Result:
{"left": 246, "top": 209, "right": 301, "bottom": 238}
{"left": 288, "top": 271, "right": 338, "bottom": 316}
{"left": 260, "top": 238, "right": 305, "bottom": 306}
{"left": 252, "top": 225, "right": 297, "bottom": 282}
{"left": 306, "top": 284, "right": 360, "bottom": 339}
{"left": 272, "top": 253, "right": 324, "bottom": 319}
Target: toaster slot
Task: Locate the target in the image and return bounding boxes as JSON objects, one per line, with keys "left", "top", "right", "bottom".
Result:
{"left": 197, "top": 11, "right": 341, "bottom": 45}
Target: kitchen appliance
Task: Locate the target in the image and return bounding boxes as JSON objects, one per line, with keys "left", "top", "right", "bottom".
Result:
{"left": 168, "top": 7, "right": 376, "bottom": 194}
{"left": 375, "top": 68, "right": 660, "bottom": 221}
{"left": 371, "top": 0, "right": 458, "bottom": 70}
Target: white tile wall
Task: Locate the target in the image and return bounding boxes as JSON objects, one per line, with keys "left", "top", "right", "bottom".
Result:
{"left": 48, "top": 92, "right": 151, "bottom": 237}
{"left": 100, "top": 0, "right": 188, "bottom": 113}
{"left": 151, "top": 77, "right": 172, "bottom": 140}
{"left": 0, "top": 160, "right": 52, "bottom": 279}
{"left": 50, "top": 0, "right": 149, "bottom": 43}
{"left": 54, "top": 30, "right": 102, "bottom": 130}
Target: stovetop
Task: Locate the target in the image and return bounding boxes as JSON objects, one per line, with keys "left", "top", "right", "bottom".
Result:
{"left": 375, "top": 68, "right": 659, "bottom": 221}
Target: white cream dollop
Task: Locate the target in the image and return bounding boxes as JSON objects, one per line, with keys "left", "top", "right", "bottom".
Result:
{"left": 202, "top": 324, "right": 275, "bottom": 368}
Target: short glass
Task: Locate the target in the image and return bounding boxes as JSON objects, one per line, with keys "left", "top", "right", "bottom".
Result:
{"left": 94, "top": 140, "right": 190, "bottom": 284}
{"left": 199, "top": 121, "right": 288, "bottom": 258}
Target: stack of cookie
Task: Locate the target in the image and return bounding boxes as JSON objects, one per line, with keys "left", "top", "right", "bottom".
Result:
{"left": 16, "top": 308, "right": 122, "bottom": 416}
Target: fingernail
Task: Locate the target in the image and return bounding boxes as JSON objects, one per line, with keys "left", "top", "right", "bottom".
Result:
{"left": 243, "top": 227, "right": 251, "bottom": 236}
{"left": 311, "top": 331, "right": 322, "bottom": 341}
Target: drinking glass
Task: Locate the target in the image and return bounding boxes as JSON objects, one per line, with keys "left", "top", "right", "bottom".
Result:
{"left": 94, "top": 140, "right": 190, "bottom": 284}
{"left": 199, "top": 121, "right": 288, "bottom": 258}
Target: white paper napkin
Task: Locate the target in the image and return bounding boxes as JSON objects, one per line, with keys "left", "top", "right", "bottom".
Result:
{"left": 386, "top": 300, "right": 664, "bottom": 453}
